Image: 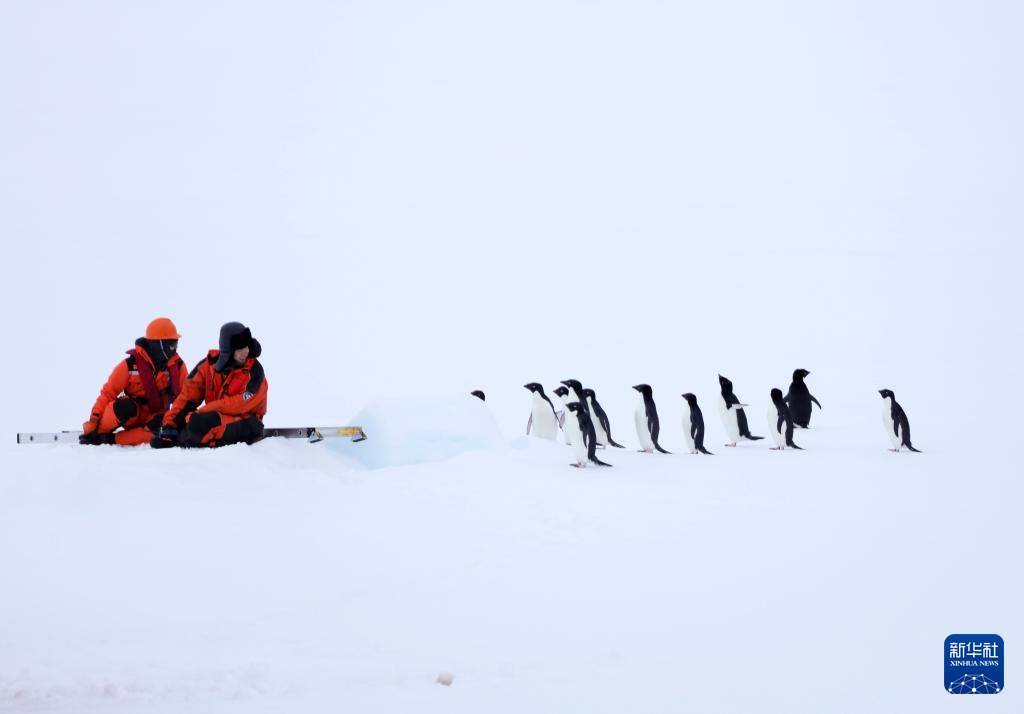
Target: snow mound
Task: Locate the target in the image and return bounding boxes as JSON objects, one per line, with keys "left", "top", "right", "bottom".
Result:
{"left": 336, "top": 394, "right": 506, "bottom": 469}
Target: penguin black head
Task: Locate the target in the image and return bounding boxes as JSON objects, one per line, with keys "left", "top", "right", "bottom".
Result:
{"left": 632, "top": 384, "right": 653, "bottom": 396}
{"left": 566, "top": 401, "right": 581, "bottom": 413}
{"left": 681, "top": 392, "right": 697, "bottom": 404}
{"left": 583, "top": 388, "right": 595, "bottom": 399}
{"left": 523, "top": 382, "right": 543, "bottom": 393}
{"left": 471, "top": 390, "right": 486, "bottom": 401}
{"left": 879, "top": 389, "right": 895, "bottom": 399}
{"left": 770, "top": 387, "right": 785, "bottom": 404}
{"left": 554, "top": 385, "right": 569, "bottom": 398}
{"left": 793, "top": 369, "right": 811, "bottom": 381}
{"left": 718, "top": 374, "right": 733, "bottom": 391}
{"left": 561, "top": 379, "right": 584, "bottom": 397}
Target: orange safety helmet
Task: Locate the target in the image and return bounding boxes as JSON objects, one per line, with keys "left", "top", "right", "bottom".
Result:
{"left": 146, "top": 317, "right": 181, "bottom": 340}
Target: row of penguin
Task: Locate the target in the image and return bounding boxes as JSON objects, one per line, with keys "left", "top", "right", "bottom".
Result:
{"left": 487, "top": 370, "right": 921, "bottom": 467}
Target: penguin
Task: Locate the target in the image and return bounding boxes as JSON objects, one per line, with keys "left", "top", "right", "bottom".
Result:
{"left": 784, "top": 369, "right": 821, "bottom": 428}
{"left": 562, "top": 402, "right": 589, "bottom": 466}
{"left": 523, "top": 383, "right": 559, "bottom": 440}
{"left": 632, "top": 384, "right": 671, "bottom": 453}
{"left": 878, "top": 389, "right": 921, "bottom": 452}
{"left": 561, "top": 379, "right": 611, "bottom": 466}
{"left": 470, "top": 390, "right": 486, "bottom": 401}
{"left": 553, "top": 385, "right": 570, "bottom": 431}
{"left": 681, "top": 393, "right": 713, "bottom": 455}
{"left": 768, "top": 388, "right": 802, "bottom": 450}
{"left": 718, "top": 374, "right": 764, "bottom": 446}
{"left": 563, "top": 402, "right": 611, "bottom": 467}
{"left": 584, "top": 387, "right": 626, "bottom": 448}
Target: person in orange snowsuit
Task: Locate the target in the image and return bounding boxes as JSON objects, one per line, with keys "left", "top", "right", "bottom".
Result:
{"left": 152, "top": 322, "right": 268, "bottom": 448}
{"left": 80, "top": 318, "right": 188, "bottom": 446}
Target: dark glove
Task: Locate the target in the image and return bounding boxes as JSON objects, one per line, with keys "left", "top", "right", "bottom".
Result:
{"left": 150, "top": 426, "right": 179, "bottom": 449}
{"left": 79, "top": 432, "right": 115, "bottom": 445}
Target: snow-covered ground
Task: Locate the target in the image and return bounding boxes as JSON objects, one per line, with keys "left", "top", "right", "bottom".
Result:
{"left": 1, "top": 391, "right": 1021, "bottom": 712}
{"left": 1, "top": 1, "right": 1022, "bottom": 711}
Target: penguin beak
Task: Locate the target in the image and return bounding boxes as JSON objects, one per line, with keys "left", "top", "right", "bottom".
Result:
{"left": 632, "top": 385, "right": 641, "bottom": 391}
{"left": 560, "top": 380, "right": 571, "bottom": 387}
{"left": 878, "top": 390, "right": 885, "bottom": 397}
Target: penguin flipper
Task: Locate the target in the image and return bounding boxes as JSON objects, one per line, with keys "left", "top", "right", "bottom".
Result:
{"left": 811, "top": 395, "right": 822, "bottom": 409}
{"left": 557, "top": 411, "right": 566, "bottom": 428}
{"left": 526, "top": 413, "right": 533, "bottom": 435}
{"left": 608, "top": 439, "right": 626, "bottom": 448}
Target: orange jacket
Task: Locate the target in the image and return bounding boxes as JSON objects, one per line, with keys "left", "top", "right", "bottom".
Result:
{"left": 85, "top": 341, "right": 187, "bottom": 431}
{"left": 164, "top": 350, "right": 268, "bottom": 427}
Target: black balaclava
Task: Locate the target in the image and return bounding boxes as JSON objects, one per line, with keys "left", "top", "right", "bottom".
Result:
{"left": 144, "top": 339, "right": 178, "bottom": 370}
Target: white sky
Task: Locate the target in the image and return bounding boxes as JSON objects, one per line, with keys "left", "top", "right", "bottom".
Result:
{"left": 1, "top": 1, "right": 1021, "bottom": 433}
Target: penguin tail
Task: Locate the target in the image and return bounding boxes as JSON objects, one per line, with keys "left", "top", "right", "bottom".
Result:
{"left": 907, "top": 444, "right": 922, "bottom": 453}
{"left": 608, "top": 439, "right": 626, "bottom": 448}
{"left": 654, "top": 445, "right": 672, "bottom": 454}
{"left": 591, "top": 457, "right": 613, "bottom": 467}
{"left": 745, "top": 435, "right": 765, "bottom": 441}
{"left": 697, "top": 446, "right": 714, "bottom": 455}
{"left": 788, "top": 443, "right": 804, "bottom": 450}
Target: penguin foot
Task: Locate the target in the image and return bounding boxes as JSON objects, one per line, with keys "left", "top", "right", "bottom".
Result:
{"left": 570, "top": 462, "right": 586, "bottom": 468}
{"left": 725, "top": 443, "right": 737, "bottom": 447}
{"left": 769, "top": 447, "right": 781, "bottom": 451}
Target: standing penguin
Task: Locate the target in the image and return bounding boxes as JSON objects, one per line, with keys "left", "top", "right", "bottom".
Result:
{"left": 633, "top": 384, "right": 671, "bottom": 453}
{"left": 563, "top": 402, "right": 610, "bottom": 467}
{"left": 561, "top": 380, "right": 611, "bottom": 466}
{"left": 718, "top": 374, "right": 764, "bottom": 446}
{"left": 768, "top": 388, "right": 802, "bottom": 450}
{"left": 681, "top": 393, "right": 713, "bottom": 455}
{"left": 524, "top": 383, "right": 559, "bottom": 440}
{"left": 784, "top": 369, "right": 821, "bottom": 428}
{"left": 584, "top": 388, "right": 626, "bottom": 448}
{"left": 553, "top": 385, "right": 570, "bottom": 431}
{"left": 878, "top": 389, "right": 921, "bottom": 452}
{"left": 562, "top": 402, "right": 590, "bottom": 467}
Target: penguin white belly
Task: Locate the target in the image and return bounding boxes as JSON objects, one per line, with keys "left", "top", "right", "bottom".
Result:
{"left": 768, "top": 407, "right": 786, "bottom": 449}
{"left": 530, "top": 395, "right": 558, "bottom": 440}
{"left": 719, "top": 396, "right": 740, "bottom": 443}
{"left": 557, "top": 398, "right": 572, "bottom": 444}
{"left": 681, "top": 416, "right": 695, "bottom": 453}
{"left": 588, "top": 399, "right": 609, "bottom": 446}
{"left": 882, "top": 402, "right": 900, "bottom": 449}
{"left": 564, "top": 414, "right": 588, "bottom": 465}
{"left": 635, "top": 401, "right": 655, "bottom": 452}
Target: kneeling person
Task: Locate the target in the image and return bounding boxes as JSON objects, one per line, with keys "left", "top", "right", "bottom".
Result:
{"left": 154, "top": 322, "right": 268, "bottom": 448}
{"left": 81, "top": 318, "right": 187, "bottom": 446}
